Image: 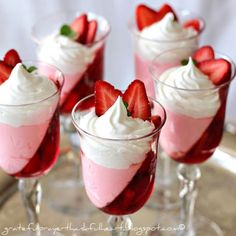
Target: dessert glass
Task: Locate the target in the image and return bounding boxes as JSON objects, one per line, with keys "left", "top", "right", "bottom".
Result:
{"left": 129, "top": 9, "right": 205, "bottom": 210}
{"left": 151, "top": 47, "right": 235, "bottom": 235}
{"left": 31, "top": 11, "right": 110, "bottom": 215}
{"left": 72, "top": 94, "right": 166, "bottom": 235}
{"left": 0, "top": 61, "right": 63, "bottom": 230}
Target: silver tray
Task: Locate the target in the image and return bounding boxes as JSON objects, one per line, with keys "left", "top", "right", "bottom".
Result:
{"left": 0, "top": 140, "right": 235, "bottom": 236}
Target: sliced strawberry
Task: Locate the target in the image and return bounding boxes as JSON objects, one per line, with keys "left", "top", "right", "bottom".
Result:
{"left": 123, "top": 80, "right": 151, "bottom": 120}
{"left": 151, "top": 115, "right": 162, "bottom": 129}
{"left": 136, "top": 5, "right": 158, "bottom": 31}
{"left": 183, "top": 19, "right": 201, "bottom": 32}
{"left": 193, "top": 46, "right": 215, "bottom": 63}
{"left": 136, "top": 4, "right": 177, "bottom": 31}
{"left": 95, "top": 80, "right": 122, "bottom": 116}
{"left": 3, "top": 49, "right": 21, "bottom": 67}
{"left": 71, "top": 14, "right": 88, "bottom": 44}
{"left": 0, "top": 61, "right": 12, "bottom": 84}
{"left": 86, "top": 20, "right": 97, "bottom": 44}
{"left": 158, "top": 4, "right": 178, "bottom": 21}
{"left": 198, "top": 59, "right": 231, "bottom": 85}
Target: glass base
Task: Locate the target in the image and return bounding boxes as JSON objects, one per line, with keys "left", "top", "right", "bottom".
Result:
{"left": 147, "top": 151, "right": 180, "bottom": 210}
{"left": 149, "top": 215, "right": 223, "bottom": 236}
{"left": 43, "top": 152, "right": 95, "bottom": 216}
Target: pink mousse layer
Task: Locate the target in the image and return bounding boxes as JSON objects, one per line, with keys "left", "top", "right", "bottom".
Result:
{"left": 135, "top": 54, "right": 155, "bottom": 98}
{"left": 0, "top": 121, "right": 49, "bottom": 175}
{"left": 39, "top": 66, "right": 84, "bottom": 105}
{"left": 160, "top": 107, "right": 213, "bottom": 158}
{"left": 81, "top": 153, "right": 141, "bottom": 208}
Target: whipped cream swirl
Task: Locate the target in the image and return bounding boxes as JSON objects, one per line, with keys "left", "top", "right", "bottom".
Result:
{"left": 0, "top": 63, "right": 59, "bottom": 127}
{"left": 77, "top": 96, "right": 154, "bottom": 169}
{"left": 137, "top": 13, "right": 198, "bottom": 61}
{"left": 156, "top": 58, "right": 220, "bottom": 118}
{"left": 38, "top": 34, "right": 96, "bottom": 74}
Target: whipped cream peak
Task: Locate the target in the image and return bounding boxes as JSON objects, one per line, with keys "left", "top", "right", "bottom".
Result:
{"left": 38, "top": 34, "right": 97, "bottom": 74}
{"left": 0, "top": 63, "right": 59, "bottom": 127}
{"left": 141, "top": 13, "right": 197, "bottom": 41}
{"left": 77, "top": 96, "right": 155, "bottom": 169}
{"left": 156, "top": 59, "right": 220, "bottom": 118}
{"left": 137, "top": 13, "right": 198, "bottom": 61}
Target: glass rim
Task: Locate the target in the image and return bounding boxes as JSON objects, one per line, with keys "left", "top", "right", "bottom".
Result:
{"left": 0, "top": 60, "right": 64, "bottom": 107}
{"left": 71, "top": 94, "right": 166, "bottom": 142}
{"left": 150, "top": 47, "right": 236, "bottom": 92}
{"left": 31, "top": 10, "right": 111, "bottom": 47}
{"left": 128, "top": 8, "right": 205, "bottom": 43}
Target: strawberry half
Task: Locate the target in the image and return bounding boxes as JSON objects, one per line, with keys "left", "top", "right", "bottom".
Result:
{"left": 159, "top": 4, "right": 178, "bottom": 21}
{"left": 3, "top": 49, "right": 21, "bottom": 67}
{"left": 95, "top": 80, "right": 122, "bottom": 116}
{"left": 123, "top": 80, "right": 151, "bottom": 120}
{"left": 198, "top": 59, "right": 231, "bottom": 85}
{"left": 151, "top": 115, "right": 162, "bottom": 129}
{"left": 136, "top": 4, "right": 177, "bottom": 31}
{"left": 193, "top": 46, "right": 215, "bottom": 63}
{"left": 136, "top": 5, "right": 158, "bottom": 31}
{"left": 86, "top": 20, "right": 98, "bottom": 44}
{"left": 71, "top": 14, "right": 88, "bottom": 44}
{"left": 183, "top": 19, "right": 201, "bottom": 32}
{"left": 0, "top": 61, "right": 12, "bottom": 84}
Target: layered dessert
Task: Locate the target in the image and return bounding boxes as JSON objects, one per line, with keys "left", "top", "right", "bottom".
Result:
{"left": 0, "top": 49, "right": 61, "bottom": 177}
{"left": 132, "top": 3, "right": 204, "bottom": 97}
{"left": 37, "top": 13, "right": 109, "bottom": 113}
{"left": 155, "top": 46, "right": 232, "bottom": 164}
{"left": 73, "top": 80, "right": 165, "bottom": 215}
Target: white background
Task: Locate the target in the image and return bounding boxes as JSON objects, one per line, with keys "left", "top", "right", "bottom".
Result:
{"left": 0, "top": 0, "right": 235, "bottom": 124}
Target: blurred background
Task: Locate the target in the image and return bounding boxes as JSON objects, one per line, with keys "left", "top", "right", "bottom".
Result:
{"left": 0, "top": 0, "right": 235, "bottom": 125}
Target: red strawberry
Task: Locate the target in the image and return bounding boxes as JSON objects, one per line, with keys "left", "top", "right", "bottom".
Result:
{"left": 136, "top": 4, "right": 177, "bottom": 31}
{"left": 193, "top": 46, "right": 215, "bottom": 63}
{"left": 158, "top": 4, "right": 178, "bottom": 21}
{"left": 86, "top": 20, "right": 98, "bottom": 44}
{"left": 95, "top": 80, "right": 122, "bottom": 116}
{"left": 183, "top": 19, "right": 201, "bottom": 32}
{"left": 0, "top": 61, "right": 12, "bottom": 84}
{"left": 136, "top": 5, "right": 158, "bottom": 31}
{"left": 151, "top": 115, "right": 162, "bottom": 129}
{"left": 71, "top": 14, "right": 88, "bottom": 44}
{"left": 123, "top": 80, "right": 151, "bottom": 120}
{"left": 3, "top": 49, "right": 21, "bottom": 67}
{"left": 198, "top": 59, "right": 231, "bottom": 85}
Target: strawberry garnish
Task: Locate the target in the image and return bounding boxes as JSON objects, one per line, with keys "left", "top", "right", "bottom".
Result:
{"left": 193, "top": 46, "right": 215, "bottom": 63}
{"left": 159, "top": 4, "right": 178, "bottom": 21}
{"left": 136, "top": 4, "right": 177, "bottom": 31}
{"left": 95, "top": 80, "right": 122, "bottom": 116}
{"left": 198, "top": 59, "right": 231, "bottom": 85}
{"left": 3, "top": 49, "right": 21, "bottom": 67}
{"left": 136, "top": 5, "right": 159, "bottom": 31}
{"left": 70, "top": 14, "right": 88, "bottom": 44}
{"left": 70, "top": 14, "right": 98, "bottom": 45}
{"left": 151, "top": 115, "right": 162, "bottom": 129}
{"left": 0, "top": 61, "right": 12, "bottom": 83}
{"left": 86, "top": 20, "right": 98, "bottom": 44}
{"left": 183, "top": 19, "right": 201, "bottom": 32}
{"left": 123, "top": 80, "right": 151, "bottom": 120}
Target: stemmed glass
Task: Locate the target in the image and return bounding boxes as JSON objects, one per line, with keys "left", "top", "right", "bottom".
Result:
{"left": 128, "top": 8, "right": 205, "bottom": 210}
{"left": 71, "top": 94, "right": 166, "bottom": 235}
{"left": 0, "top": 62, "right": 63, "bottom": 231}
{"left": 31, "top": 11, "right": 110, "bottom": 214}
{"left": 151, "top": 48, "right": 235, "bottom": 235}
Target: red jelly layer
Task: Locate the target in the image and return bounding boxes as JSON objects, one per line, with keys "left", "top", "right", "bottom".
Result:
{"left": 100, "top": 151, "right": 157, "bottom": 215}
{"left": 13, "top": 108, "right": 60, "bottom": 178}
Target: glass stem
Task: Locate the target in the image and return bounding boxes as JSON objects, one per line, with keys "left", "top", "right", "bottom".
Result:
{"left": 177, "top": 164, "right": 201, "bottom": 236}
{"left": 18, "top": 178, "right": 42, "bottom": 227}
{"left": 108, "top": 215, "right": 133, "bottom": 236}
